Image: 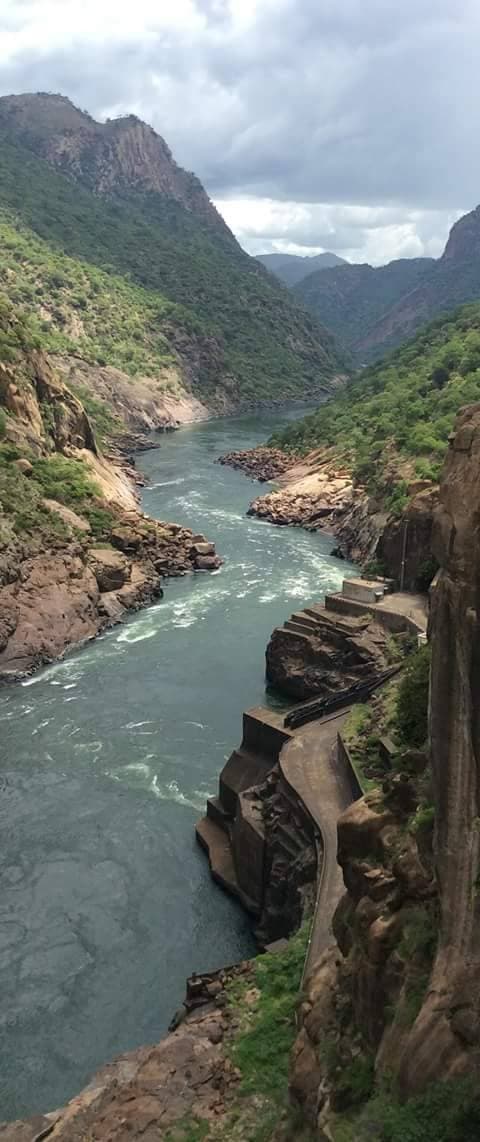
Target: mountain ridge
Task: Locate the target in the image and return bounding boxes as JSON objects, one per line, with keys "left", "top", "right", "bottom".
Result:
{"left": 293, "top": 207, "right": 480, "bottom": 363}
{"left": 0, "top": 92, "right": 348, "bottom": 412}
{"left": 257, "top": 250, "right": 347, "bottom": 287}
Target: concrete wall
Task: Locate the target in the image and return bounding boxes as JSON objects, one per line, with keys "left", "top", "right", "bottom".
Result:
{"left": 242, "top": 710, "right": 292, "bottom": 758}
{"left": 336, "top": 731, "right": 364, "bottom": 800}
{"left": 232, "top": 793, "right": 266, "bottom": 913}
{"left": 325, "top": 593, "right": 424, "bottom": 637}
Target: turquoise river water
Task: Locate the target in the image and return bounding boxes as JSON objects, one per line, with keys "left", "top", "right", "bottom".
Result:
{"left": 0, "top": 409, "right": 353, "bottom": 1120}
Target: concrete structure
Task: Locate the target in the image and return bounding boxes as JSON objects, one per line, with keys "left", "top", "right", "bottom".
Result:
{"left": 342, "top": 577, "right": 386, "bottom": 604}
{"left": 325, "top": 588, "right": 427, "bottom": 637}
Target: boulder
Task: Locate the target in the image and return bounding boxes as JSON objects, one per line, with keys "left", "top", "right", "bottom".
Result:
{"left": 14, "top": 457, "right": 33, "bottom": 476}
{"left": 88, "top": 548, "right": 131, "bottom": 592}
{"left": 191, "top": 541, "right": 215, "bottom": 556}
{"left": 43, "top": 499, "right": 91, "bottom": 533}
{"left": 337, "top": 795, "right": 395, "bottom": 862}
{"left": 194, "top": 554, "right": 222, "bottom": 571}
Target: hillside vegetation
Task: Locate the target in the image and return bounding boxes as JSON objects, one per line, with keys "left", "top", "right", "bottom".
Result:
{"left": 294, "top": 258, "right": 433, "bottom": 359}
{"left": 0, "top": 212, "right": 186, "bottom": 379}
{"left": 270, "top": 303, "right": 480, "bottom": 492}
{"left": 0, "top": 104, "right": 347, "bottom": 407}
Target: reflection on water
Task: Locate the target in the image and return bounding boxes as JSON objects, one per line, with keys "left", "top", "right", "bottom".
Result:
{"left": 0, "top": 408, "right": 354, "bottom": 1119}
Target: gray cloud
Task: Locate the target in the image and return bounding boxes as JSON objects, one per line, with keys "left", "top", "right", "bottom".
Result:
{"left": 0, "top": 0, "right": 478, "bottom": 261}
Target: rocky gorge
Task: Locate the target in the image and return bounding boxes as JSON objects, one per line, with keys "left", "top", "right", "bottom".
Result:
{"left": 3, "top": 394, "right": 480, "bottom": 1139}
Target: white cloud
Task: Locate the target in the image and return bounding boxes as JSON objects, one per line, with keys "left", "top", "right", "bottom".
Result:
{"left": 214, "top": 196, "right": 463, "bottom": 264}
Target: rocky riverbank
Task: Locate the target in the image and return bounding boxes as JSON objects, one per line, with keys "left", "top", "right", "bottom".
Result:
{"left": 0, "top": 510, "right": 222, "bottom": 681}
{"left": 0, "top": 315, "right": 222, "bottom": 681}
{"left": 0, "top": 932, "right": 309, "bottom": 1142}
{"left": 220, "top": 445, "right": 438, "bottom": 591}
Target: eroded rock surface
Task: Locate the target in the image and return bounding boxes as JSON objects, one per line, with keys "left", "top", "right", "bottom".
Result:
{"left": 266, "top": 608, "right": 392, "bottom": 700}
{"left": 395, "top": 402, "right": 480, "bottom": 1091}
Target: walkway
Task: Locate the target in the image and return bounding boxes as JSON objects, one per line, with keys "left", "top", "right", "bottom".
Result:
{"left": 279, "top": 710, "right": 353, "bottom": 977}
{"left": 374, "top": 590, "right": 428, "bottom": 631}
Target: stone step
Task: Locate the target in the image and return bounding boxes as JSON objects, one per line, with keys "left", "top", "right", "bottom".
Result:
{"left": 284, "top": 619, "right": 318, "bottom": 635}
{"left": 304, "top": 603, "right": 327, "bottom": 619}
{"left": 206, "top": 795, "right": 231, "bottom": 831}
{"left": 289, "top": 611, "right": 323, "bottom": 630}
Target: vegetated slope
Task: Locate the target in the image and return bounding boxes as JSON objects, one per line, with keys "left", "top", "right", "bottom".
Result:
{"left": 294, "top": 257, "right": 433, "bottom": 361}
{"left": 270, "top": 303, "right": 480, "bottom": 496}
{"left": 257, "top": 250, "right": 346, "bottom": 287}
{"left": 0, "top": 211, "right": 188, "bottom": 382}
{"left": 0, "top": 94, "right": 347, "bottom": 408}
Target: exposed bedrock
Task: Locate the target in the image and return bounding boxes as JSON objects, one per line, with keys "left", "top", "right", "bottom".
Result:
{"left": 236, "top": 443, "right": 439, "bottom": 590}
{"left": 216, "top": 446, "right": 297, "bottom": 482}
{"left": 266, "top": 607, "right": 392, "bottom": 701}
{"left": 0, "top": 518, "right": 222, "bottom": 680}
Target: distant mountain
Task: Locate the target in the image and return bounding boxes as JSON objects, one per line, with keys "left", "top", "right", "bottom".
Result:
{"left": 293, "top": 207, "right": 480, "bottom": 364}
{"left": 295, "top": 259, "right": 434, "bottom": 360}
{"left": 257, "top": 251, "right": 346, "bottom": 287}
{"left": 0, "top": 93, "right": 347, "bottom": 413}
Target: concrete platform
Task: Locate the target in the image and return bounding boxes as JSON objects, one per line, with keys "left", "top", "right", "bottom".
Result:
{"left": 195, "top": 816, "right": 260, "bottom": 916}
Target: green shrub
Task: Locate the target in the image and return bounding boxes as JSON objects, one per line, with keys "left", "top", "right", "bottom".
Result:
{"left": 342, "top": 1077, "right": 480, "bottom": 1142}
{"left": 396, "top": 645, "right": 431, "bottom": 747}
{"left": 335, "top": 1054, "right": 375, "bottom": 1109}
{"left": 31, "top": 455, "right": 100, "bottom": 506}
{"left": 228, "top": 924, "right": 308, "bottom": 1098}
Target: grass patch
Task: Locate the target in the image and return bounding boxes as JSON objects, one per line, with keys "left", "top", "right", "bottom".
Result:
{"left": 227, "top": 925, "right": 308, "bottom": 1098}
{"left": 31, "top": 454, "right": 100, "bottom": 506}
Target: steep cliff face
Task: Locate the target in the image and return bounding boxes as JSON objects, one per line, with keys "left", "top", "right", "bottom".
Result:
{"left": 0, "top": 93, "right": 229, "bottom": 235}
{"left": 396, "top": 403, "right": 480, "bottom": 1091}
{"left": 290, "top": 404, "right": 480, "bottom": 1137}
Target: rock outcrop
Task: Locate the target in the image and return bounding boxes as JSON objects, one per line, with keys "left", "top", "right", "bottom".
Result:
{"left": 217, "top": 447, "right": 297, "bottom": 482}
{"left": 290, "top": 755, "right": 437, "bottom": 1129}
{"left": 266, "top": 607, "right": 392, "bottom": 701}
{"left": 247, "top": 451, "right": 355, "bottom": 528}
{"left": 0, "top": 514, "right": 222, "bottom": 680}
{"left": 238, "top": 444, "right": 438, "bottom": 590}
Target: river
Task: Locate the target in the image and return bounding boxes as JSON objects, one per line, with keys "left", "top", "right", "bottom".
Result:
{"left": 0, "top": 409, "right": 353, "bottom": 1120}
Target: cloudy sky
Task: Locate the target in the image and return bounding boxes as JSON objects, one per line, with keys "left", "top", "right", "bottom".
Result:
{"left": 1, "top": 0, "right": 478, "bottom": 264}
